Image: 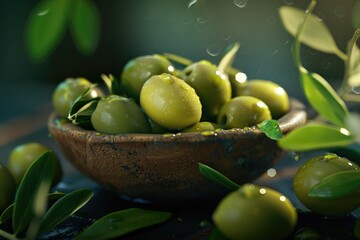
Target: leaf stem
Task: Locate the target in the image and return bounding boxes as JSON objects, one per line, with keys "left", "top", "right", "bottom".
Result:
{"left": 339, "top": 28, "right": 360, "bottom": 97}
{"left": 0, "top": 229, "right": 19, "bottom": 240}
{"left": 292, "top": 0, "right": 317, "bottom": 68}
{"left": 336, "top": 49, "right": 348, "bottom": 61}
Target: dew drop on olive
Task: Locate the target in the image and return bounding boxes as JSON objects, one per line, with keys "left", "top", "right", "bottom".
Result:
{"left": 217, "top": 96, "right": 272, "bottom": 129}
{"left": 120, "top": 54, "right": 176, "bottom": 102}
{"left": 180, "top": 60, "right": 231, "bottom": 121}
{"left": 140, "top": 73, "right": 202, "bottom": 130}
{"left": 234, "top": 79, "right": 289, "bottom": 119}
{"left": 91, "top": 95, "right": 151, "bottom": 134}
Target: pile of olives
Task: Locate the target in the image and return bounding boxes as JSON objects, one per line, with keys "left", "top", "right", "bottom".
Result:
{"left": 52, "top": 54, "right": 290, "bottom": 134}
{"left": 0, "top": 143, "right": 62, "bottom": 212}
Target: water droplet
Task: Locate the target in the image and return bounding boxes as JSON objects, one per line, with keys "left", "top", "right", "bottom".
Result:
{"left": 259, "top": 188, "right": 267, "bottom": 194}
{"left": 340, "top": 128, "right": 351, "bottom": 136}
{"left": 163, "top": 133, "right": 176, "bottom": 138}
{"left": 351, "top": 86, "right": 360, "bottom": 94}
{"left": 235, "top": 72, "right": 247, "bottom": 83}
{"left": 234, "top": 0, "right": 248, "bottom": 8}
{"left": 290, "top": 151, "right": 302, "bottom": 161}
{"left": 279, "top": 196, "right": 287, "bottom": 202}
{"left": 197, "top": 17, "right": 207, "bottom": 24}
{"left": 334, "top": 6, "right": 346, "bottom": 18}
{"left": 206, "top": 44, "right": 221, "bottom": 57}
{"left": 201, "top": 130, "right": 217, "bottom": 136}
{"left": 37, "top": 9, "right": 49, "bottom": 16}
{"left": 267, "top": 168, "right": 277, "bottom": 178}
{"left": 188, "top": 0, "right": 198, "bottom": 9}
{"left": 168, "top": 65, "right": 175, "bottom": 73}
{"left": 283, "top": 0, "right": 294, "bottom": 5}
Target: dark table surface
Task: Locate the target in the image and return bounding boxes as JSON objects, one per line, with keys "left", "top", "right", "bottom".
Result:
{"left": 0, "top": 83, "right": 359, "bottom": 240}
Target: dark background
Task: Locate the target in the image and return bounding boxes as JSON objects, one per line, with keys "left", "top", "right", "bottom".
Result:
{"left": 0, "top": 0, "right": 357, "bottom": 121}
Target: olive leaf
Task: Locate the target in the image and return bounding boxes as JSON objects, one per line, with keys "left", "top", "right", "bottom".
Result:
{"left": 257, "top": 120, "right": 283, "bottom": 140}
{"left": 0, "top": 192, "right": 66, "bottom": 224}
{"left": 69, "top": 0, "right": 100, "bottom": 55}
{"left": 278, "top": 123, "right": 354, "bottom": 151}
{"left": 198, "top": 163, "right": 240, "bottom": 191}
{"left": 345, "top": 29, "right": 360, "bottom": 90}
{"left": 25, "top": 0, "right": 70, "bottom": 62}
{"left": 39, "top": 189, "right": 93, "bottom": 233}
{"left": 68, "top": 85, "right": 101, "bottom": 129}
{"left": 299, "top": 68, "right": 349, "bottom": 127}
{"left": 279, "top": 5, "right": 347, "bottom": 60}
{"left": 285, "top": 1, "right": 349, "bottom": 127}
{"left": 101, "top": 74, "right": 123, "bottom": 96}
{"left": 74, "top": 208, "right": 172, "bottom": 240}
{"left": 26, "top": 181, "right": 51, "bottom": 240}
{"left": 163, "top": 53, "right": 193, "bottom": 66}
{"left": 12, "top": 151, "right": 56, "bottom": 235}
{"left": 308, "top": 170, "right": 360, "bottom": 199}
{"left": 217, "top": 42, "right": 240, "bottom": 73}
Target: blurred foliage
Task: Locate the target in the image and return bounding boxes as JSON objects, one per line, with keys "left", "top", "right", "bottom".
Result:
{"left": 25, "top": 0, "right": 100, "bottom": 62}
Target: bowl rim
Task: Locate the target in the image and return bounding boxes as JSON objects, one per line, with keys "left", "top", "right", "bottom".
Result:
{"left": 48, "top": 98, "right": 307, "bottom": 142}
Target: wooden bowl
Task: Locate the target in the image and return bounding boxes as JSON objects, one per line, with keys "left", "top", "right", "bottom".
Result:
{"left": 48, "top": 99, "right": 306, "bottom": 203}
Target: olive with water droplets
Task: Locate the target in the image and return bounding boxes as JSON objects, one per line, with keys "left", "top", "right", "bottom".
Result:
{"left": 213, "top": 184, "right": 297, "bottom": 240}
{"left": 234, "top": 79, "right": 289, "bottom": 119}
{"left": 91, "top": 95, "right": 151, "bottom": 134}
{"left": 140, "top": 73, "right": 202, "bottom": 130}
{"left": 180, "top": 60, "right": 231, "bottom": 121}
{"left": 217, "top": 96, "right": 272, "bottom": 129}
{"left": 293, "top": 153, "right": 360, "bottom": 216}
{"left": 120, "top": 54, "right": 176, "bottom": 102}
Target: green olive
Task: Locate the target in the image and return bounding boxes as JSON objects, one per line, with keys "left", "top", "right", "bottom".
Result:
{"left": 7, "top": 143, "right": 62, "bottom": 186}
{"left": 213, "top": 184, "right": 297, "bottom": 240}
{"left": 52, "top": 77, "right": 103, "bottom": 118}
{"left": 234, "top": 79, "right": 289, "bottom": 119}
{"left": 217, "top": 96, "right": 272, "bottom": 129}
{"left": 0, "top": 163, "right": 16, "bottom": 211}
{"left": 120, "top": 54, "right": 176, "bottom": 102}
{"left": 181, "top": 121, "right": 221, "bottom": 133}
{"left": 140, "top": 73, "right": 202, "bottom": 130}
{"left": 91, "top": 95, "right": 151, "bottom": 134}
{"left": 180, "top": 60, "right": 231, "bottom": 121}
{"left": 293, "top": 153, "right": 360, "bottom": 217}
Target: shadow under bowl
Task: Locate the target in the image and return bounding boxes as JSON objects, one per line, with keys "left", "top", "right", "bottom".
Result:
{"left": 48, "top": 99, "right": 306, "bottom": 204}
